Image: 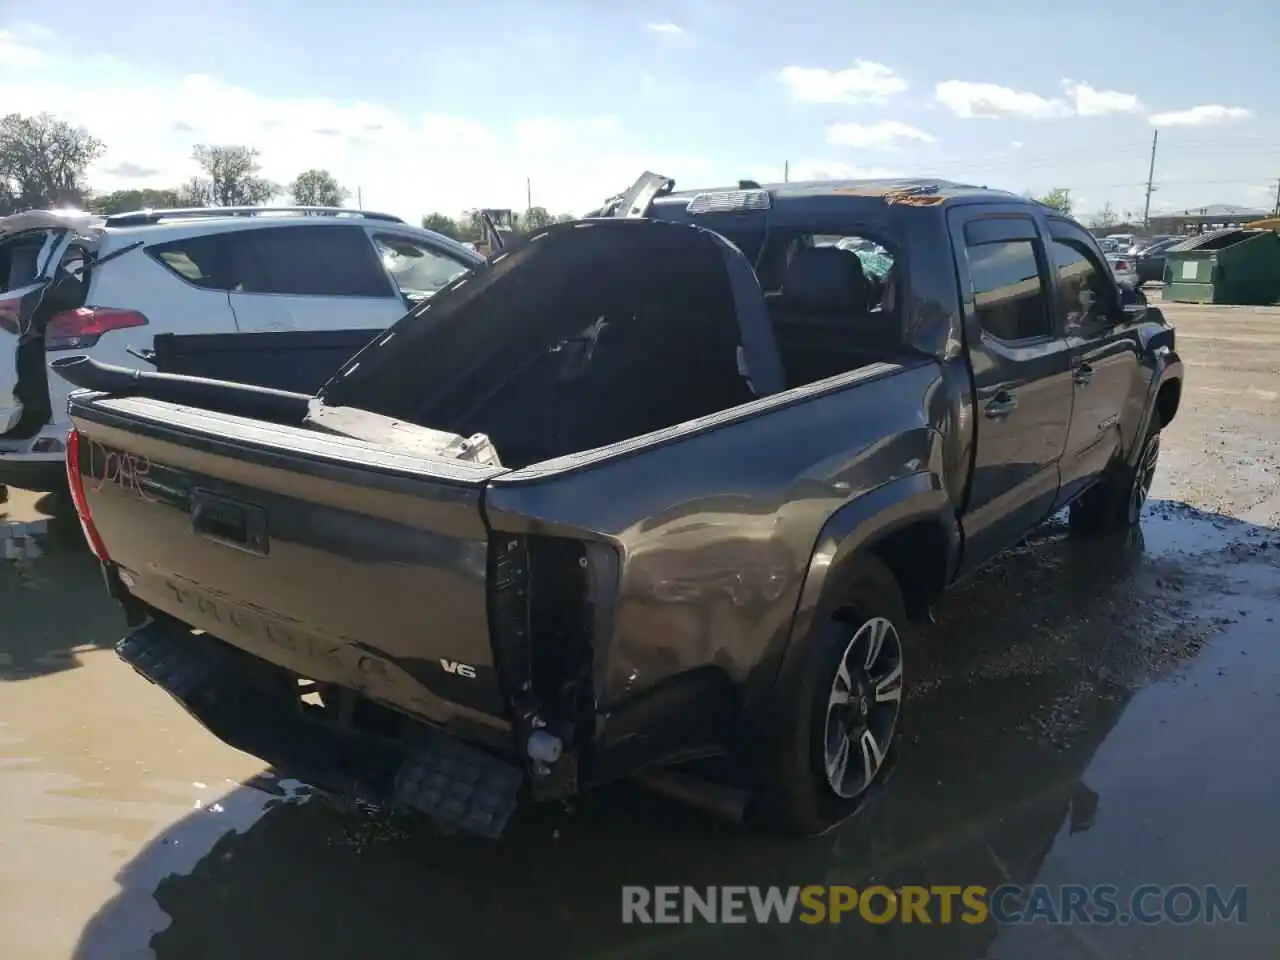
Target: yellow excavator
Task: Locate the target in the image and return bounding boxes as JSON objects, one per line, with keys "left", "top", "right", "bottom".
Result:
{"left": 473, "top": 208, "right": 521, "bottom": 257}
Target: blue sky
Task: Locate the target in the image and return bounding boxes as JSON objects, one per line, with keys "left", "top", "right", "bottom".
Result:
{"left": 2, "top": 0, "right": 1276, "bottom": 220}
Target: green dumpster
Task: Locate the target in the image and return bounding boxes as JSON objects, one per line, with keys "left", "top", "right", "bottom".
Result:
{"left": 1162, "top": 228, "right": 1280, "bottom": 305}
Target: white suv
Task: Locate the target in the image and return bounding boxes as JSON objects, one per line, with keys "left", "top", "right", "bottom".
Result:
{"left": 0, "top": 207, "right": 484, "bottom": 492}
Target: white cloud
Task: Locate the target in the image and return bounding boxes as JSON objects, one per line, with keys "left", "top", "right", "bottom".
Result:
{"left": 1062, "top": 80, "right": 1143, "bottom": 116}
{"left": 645, "top": 21, "right": 686, "bottom": 36}
{"left": 0, "top": 39, "right": 704, "bottom": 217}
{"left": 1148, "top": 104, "right": 1253, "bottom": 127}
{"left": 825, "top": 120, "right": 936, "bottom": 150}
{"left": 750, "top": 159, "right": 906, "bottom": 183}
{"left": 0, "top": 29, "right": 44, "bottom": 67}
{"left": 1010, "top": 140, "right": 1024, "bottom": 149}
{"left": 935, "top": 80, "right": 1071, "bottom": 119}
{"left": 777, "top": 61, "right": 907, "bottom": 105}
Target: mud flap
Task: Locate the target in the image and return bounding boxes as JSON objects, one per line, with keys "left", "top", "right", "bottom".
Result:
{"left": 117, "top": 620, "right": 524, "bottom": 839}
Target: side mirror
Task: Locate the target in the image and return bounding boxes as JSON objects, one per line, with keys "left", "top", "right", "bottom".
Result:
{"left": 1118, "top": 282, "right": 1147, "bottom": 322}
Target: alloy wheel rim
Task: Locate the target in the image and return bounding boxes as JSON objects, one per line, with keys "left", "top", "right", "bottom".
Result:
{"left": 1129, "top": 433, "right": 1160, "bottom": 523}
{"left": 823, "top": 616, "right": 904, "bottom": 799}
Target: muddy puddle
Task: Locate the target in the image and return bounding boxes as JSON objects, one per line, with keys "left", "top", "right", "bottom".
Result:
{"left": 1, "top": 495, "right": 1277, "bottom": 959}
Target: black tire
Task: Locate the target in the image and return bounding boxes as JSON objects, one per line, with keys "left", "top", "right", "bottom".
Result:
{"left": 1069, "top": 426, "right": 1161, "bottom": 536}
{"left": 762, "top": 555, "right": 910, "bottom": 835}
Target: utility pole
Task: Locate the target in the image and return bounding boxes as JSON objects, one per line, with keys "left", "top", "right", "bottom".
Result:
{"left": 1141, "top": 129, "right": 1158, "bottom": 229}
{"left": 526, "top": 177, "right": 532, "bottom": 215}
{"left": 356, "top": 187, "right": 363, "bottom": 210}
{"left": 1273, "top": 178, "right": 1280, "bottom": 217}
{"left": 784, "top": 160, "right": 790, "bottom": 183}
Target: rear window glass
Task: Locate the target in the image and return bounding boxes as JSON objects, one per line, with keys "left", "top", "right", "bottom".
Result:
{"left": 0, "top": 232, "right": 52, "bottom": 292}
{"left": 967, "top": 239, "right": 1053, "bottom": 342}
{"left": 148, "top": 225, "right": 398, "bottom": 298}
{"left": 147, "top": 234, "right": 229, "bottom": 290}
{"left": 230, "top": 225, "right": 393, "bottom": 298}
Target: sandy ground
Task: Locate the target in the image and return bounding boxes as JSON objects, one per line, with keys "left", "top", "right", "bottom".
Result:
{"left": 1, "top": 301, "right": 1277, "bottom": 960}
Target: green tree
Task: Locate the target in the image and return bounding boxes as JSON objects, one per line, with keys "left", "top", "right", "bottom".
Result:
{"left": 0, "top": 112, "right": 105, "bottom": 211}
{"left": 421, "top": 212, "right": 461, "bottom": 239}
{"left": 188, "top": 145, "right": 276, "bottom": 207}
{"left": 1034, "top": 187, "right": 1073, "bottom": 216}
{"left": 521, "top": 206, "right": 555, "bottom": 232}
{"left": 288, "top": 168, "right": 349, "bottom": 207}
{"left": 87, "top": 187, "right": 183, "bottom": 215}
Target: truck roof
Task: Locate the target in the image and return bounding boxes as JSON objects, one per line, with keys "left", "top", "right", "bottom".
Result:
{"left": 652, "top": 177, "right": 1024, "bottom": 212}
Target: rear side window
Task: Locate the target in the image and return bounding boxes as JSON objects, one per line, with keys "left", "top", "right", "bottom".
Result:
{"left": 966, "top": 239, "right": 1053, "bottom": 342}
{"left": 230, "top": 225, "right": 394, "bottom": 298}
{"left": 148, "top": 234, "right": 228, "bottom": 290}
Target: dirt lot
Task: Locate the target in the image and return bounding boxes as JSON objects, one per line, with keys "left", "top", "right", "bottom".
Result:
{"left": 1, "top": 302, "right": 1278, "bottom": 960}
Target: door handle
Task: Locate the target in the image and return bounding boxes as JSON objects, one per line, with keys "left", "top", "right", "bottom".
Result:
{"left": 984, "top": 392, "right": 1018, "bottom": 420}
{"left": 1073, "top": 362, "right": 1095, "bottom": 385}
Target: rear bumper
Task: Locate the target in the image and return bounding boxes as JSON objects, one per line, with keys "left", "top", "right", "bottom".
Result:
{"left": 117, "top": 618, "right": 525, "bottom": 838}
{"left": 0, "top": 453, "right": 65, "bottom": 491}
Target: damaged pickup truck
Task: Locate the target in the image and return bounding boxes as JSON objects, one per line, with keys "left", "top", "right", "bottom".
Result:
{"left": 58, "top": 175, "right": 1183, "bottom": 838}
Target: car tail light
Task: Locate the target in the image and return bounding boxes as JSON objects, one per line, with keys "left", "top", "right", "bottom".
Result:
{"left": 1114, "top": 259, "right": 1130, "bottom": 271}
{"left": 65, "top": 427, "right": 110, "bottom": 562}
{"left": 45, "top": 307, "right": 148, "bottom": 352}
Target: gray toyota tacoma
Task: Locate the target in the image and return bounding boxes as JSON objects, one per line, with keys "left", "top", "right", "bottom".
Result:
{"left": 56, "top": 174, "right": 1183, "bottom": 838}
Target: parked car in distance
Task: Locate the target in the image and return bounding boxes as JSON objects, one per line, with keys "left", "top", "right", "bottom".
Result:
{"left": 0, "top": 206, "right": 485, "bottom": 492}
{"left": 1106, "top": 250, "right": 1139, "bottom": 286}
{"left": 60, "top": 175, "right": 1183, "bottom": 840}
{"left": 1133, "top": 236, "right": 1184, "bottom": 283}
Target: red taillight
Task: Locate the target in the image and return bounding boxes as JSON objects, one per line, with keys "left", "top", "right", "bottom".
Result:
{"left": 1114, "top": 260, "right": 1130, "bottom": 271}
{"left": 65, "top": 427, "right": 110, "bottom": 562}
{"left": 45, "top": 307, "right": 148, "bottom": 352}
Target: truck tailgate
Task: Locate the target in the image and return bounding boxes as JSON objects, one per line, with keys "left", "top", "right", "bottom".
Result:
{"left": 69, "top": 394, "right": 513, "bottom": 739}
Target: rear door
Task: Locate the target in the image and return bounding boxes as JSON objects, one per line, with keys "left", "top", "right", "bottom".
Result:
{"left": 225, "top": 223, "right": 406, "bottom": 333}
{"left": 0, "top": 227, "right": 77, "bottom": 435}
{"left": 1047, "top": 218, "right": 1143, "bottom": 504}
{"left": 950, "top": 206, "right": 1074, "bottom": 574}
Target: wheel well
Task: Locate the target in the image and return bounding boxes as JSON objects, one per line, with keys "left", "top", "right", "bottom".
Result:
{"left": 864, "top": 520, "right": 951, "bottom": 619}
{"left": 1155, "top": 379, "right": 1181, "bottom": 429}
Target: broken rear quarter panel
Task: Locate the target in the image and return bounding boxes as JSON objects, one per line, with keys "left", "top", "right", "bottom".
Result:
{"left": 484, "top": 357, "right": 952, "bottom": 734}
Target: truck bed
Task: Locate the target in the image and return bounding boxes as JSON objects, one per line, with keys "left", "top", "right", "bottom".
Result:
{"left": 152, "top": 329, "right": 381, "bottom": 394}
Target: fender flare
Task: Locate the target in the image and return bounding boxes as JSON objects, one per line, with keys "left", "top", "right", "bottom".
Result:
{"left": 743, "top": 472, "right": 960, "bottom": 727}
{"left": 1125, "top": 345, "right": 1183, "bottom": 468}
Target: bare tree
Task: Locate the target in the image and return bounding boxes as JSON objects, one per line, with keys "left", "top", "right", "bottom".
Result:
{"left": 188, "top": 145, "right": 276, "bottom": 207}
{"left": 1088, "top": 202, "right": 1119, "bottom": 230}
{"left": 288, "top": 169, "right": 349, "bottom": 207}
{"left": 0, "top": 112, "right": 105, "bottom": 211}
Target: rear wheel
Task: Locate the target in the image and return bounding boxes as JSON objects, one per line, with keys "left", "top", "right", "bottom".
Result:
{"left": 1069, "top": 427, "right": 1161, "bottom": 535}
{"left": 764, "top": 556, "right": 909, "bottom": 834}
